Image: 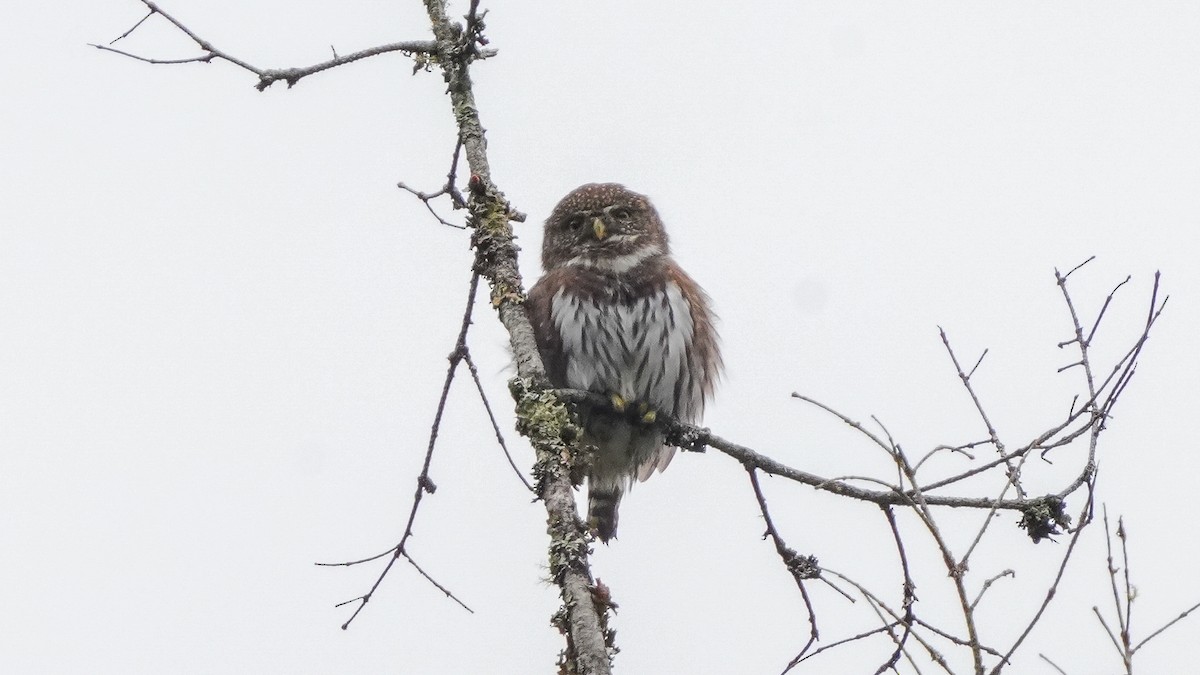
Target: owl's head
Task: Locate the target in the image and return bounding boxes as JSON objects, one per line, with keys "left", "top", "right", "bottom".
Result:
{"left": 541, "top": 183, "right": 670, "bottom": 270}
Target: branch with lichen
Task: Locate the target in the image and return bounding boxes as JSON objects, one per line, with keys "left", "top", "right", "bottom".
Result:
{"left": 421, "top": 0, "right": 613, "bottom": 672}
{"left": 93, "top": 0, "right": 612, "bottom": 670}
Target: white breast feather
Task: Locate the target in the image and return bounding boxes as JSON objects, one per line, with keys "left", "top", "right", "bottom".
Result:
{"left": 550, "top": 281, "right": 699, "bottom": 422}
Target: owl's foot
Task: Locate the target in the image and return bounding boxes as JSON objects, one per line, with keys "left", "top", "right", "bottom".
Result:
{"left": 585, "top": 515, "right": 613, "bottom": 543}
{"left": 636, "top": 402, "right": 657, "bottom": 425}
{"left": 608, "top": 393, "right": 628, "bottom": 413}
{"left": 605, "top": 394, "right": 659, "bottom": 425}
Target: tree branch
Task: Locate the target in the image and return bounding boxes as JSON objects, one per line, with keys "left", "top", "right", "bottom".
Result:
{"left": 92, "top": 0, "right": 443, "bottom": 90}
{"left": 559, "top": 389, "right": 1063, "bottom": 514}
{"left": 744, "top": 468, "right": 820, "bottom": 673}
{"left": 417, "top": 0, "right": 611, "bottom": 672}
{"left": 315, "top": 272, "right": 485, "bottom": 627}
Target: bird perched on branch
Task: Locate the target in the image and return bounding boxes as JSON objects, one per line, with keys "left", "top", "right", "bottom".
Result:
{"left": 527, "top": 183, "right": 721, "bottom": 542}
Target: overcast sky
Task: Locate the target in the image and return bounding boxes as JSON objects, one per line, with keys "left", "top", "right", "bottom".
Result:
{"left": 4, "top": 1, "right": 1199, "bottom": 673}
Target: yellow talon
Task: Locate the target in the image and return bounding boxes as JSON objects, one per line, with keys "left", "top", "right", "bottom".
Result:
{"left": 609, "top": 393, "right": 627, "bottom": 412}
{"left": 638, "top": 402, "right": 656, "bottom": 424}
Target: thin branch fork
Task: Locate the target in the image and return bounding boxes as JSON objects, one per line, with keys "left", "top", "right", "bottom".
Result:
{"left": 745, "top": 468, "right": 820, "bottom": 672}
{"left": 885, "top": 428, "right": 987, "bottom": 675}
{"left": 1089, "top": 509, "right": 1200, "bottom": 670}
{"left": 876, "top": 504, "right": 917, "bottom": 674}
{"left": 93, "top": 0, "right": 444, "bottom": 90}
{"left": 316, "top": 272, "right": 489, "bottom": 628}
{"left": 990, "top": 481, "right": 1097, "bottom": 675}
{"left": 395, "top": 139, "right": 473, "bottom": 230}
{"left": 939, "top": 327, "right": 1024, "bottom": 499}
{"left": 822, "top": 568, "right": 956, "bottom": 674}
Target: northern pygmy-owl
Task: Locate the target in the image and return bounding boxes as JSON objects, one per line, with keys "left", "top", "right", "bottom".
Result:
{"left": 527, "top": 183, "right": 721, "bottom": 542}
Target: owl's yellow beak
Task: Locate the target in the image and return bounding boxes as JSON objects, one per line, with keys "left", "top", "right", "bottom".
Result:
{"left": 591, "top": 217, "right": 607, "bottom": 240}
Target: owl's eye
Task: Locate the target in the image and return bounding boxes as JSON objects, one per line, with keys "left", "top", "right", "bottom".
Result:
{"left": 565, "top": 215, "right": 586, "bottom": 230}
{"left": 610, "top": 207, "right": 632, "bottom": 221}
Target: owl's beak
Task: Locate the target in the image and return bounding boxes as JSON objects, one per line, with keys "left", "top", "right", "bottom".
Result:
{"left": 591, "top": 217, "right": 607, "bottom": 240}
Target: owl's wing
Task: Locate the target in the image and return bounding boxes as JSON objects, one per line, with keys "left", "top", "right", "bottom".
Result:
{"left": 526, "top": 269, "right": 570, "bottom": 387}
{"left": 633, "top": 263, "right": 722, "bottom": 482}
{"left": 667, "top": 261, "right": 724, "bottom": 422}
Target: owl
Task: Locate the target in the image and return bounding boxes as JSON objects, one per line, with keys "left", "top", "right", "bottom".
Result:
{"left": 527, "top": 183, "right": 721, "bottom": 542}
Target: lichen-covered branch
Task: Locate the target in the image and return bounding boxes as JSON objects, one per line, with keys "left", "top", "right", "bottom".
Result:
{"left": 556, "top": 389, "right": 1075, "bottom": 519}
{"left": 94, "top": 0, "right": 615, "bottom": 669}
{"left": 420, "top": 1, "right": 613, "bottom": 672}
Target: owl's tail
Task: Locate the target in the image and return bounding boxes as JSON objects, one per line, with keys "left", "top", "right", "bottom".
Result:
{"left": 587, "top": 485, "right": 623, "bottom": 543}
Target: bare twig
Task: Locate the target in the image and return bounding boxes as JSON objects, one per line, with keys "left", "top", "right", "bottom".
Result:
{"left": 969, "top": 570, "right": 1015, "bottom": 612}
{"left": 1093, "top": 606, "right": 1126, "bottom": 665}
{"left": 990, "top": 481, "right": 1096, "bottom": 674}
{"left": 317, "top": 272, "right": 487, "bottom": 627}
{"left": 888, "top": 431, "right": 985, "bottom": 674}
{"left": 824, "top": 568, "right": 954, "bottom": 675}
{"left": 1061, "top": 255, "right": 1096, "bottom": 280}
{"left": 398, "top": 181, "right": 468, "bottom": 229}
{"left": 396, "top": 139, "right": 472, "bottom": 228}
{"left": 93, "top": 0, "right": 443, "bottom": 91}
{"left": 1055, "top": 262, "right": 1101, "bottom": 437}
{"left": 463, "top": 346, "right": 534, "bottom": 492}
{"left": 109, "top": 9, "right": 154, "bottom": 44}
{"left": 1038, "top": 653, "right": 1069, "bottom": 675}
{"left": 878, "top": 505, "right": 917, "bottom": 674}
{"left": 744, "top": 468, "right": 820, "bottom": 672}
{"left": 1086, "top": 276, "right": 1131, "bottom": 345}
{"left": 1101, "top": 508, "right": 1132, "bottom": 671}
{"left": 959, "top": 450, "right": 1033, "bottom": 566}
{"left": 1092, "top": 510, "right": 1200, "bottom": 670}
{"left": 939, "top": 328, "right": 1023, "bottom": 498}
{"left": 790, "top": 393, "right": 894, "bottom": 455}
{"left": 914, "top": 440, "right": 987, "bottom": 473}
{"left": 1133, "top": 601, "right": 1200, "bottom": 653}
{"left": 786, "top": 624, "right": 897, "bottom": 670}
{"left": 911, "top": 617, "right": 1003, "bottom": 659}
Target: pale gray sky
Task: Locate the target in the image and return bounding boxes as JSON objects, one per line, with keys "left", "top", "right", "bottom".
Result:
{"left": 3, "top": 1, "right": 1199, "bottom": 673}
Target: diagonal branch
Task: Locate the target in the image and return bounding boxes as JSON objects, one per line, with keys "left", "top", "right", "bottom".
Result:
{"left": 939, "top": 328, "right": 1024, "bottom": 498}
{"left": 1132, "top": 601, "right": 1200, "bottom": 654}
{"left": 990, "top": 481, "right": 1096, "bottom": 674}
{"left": 316, "top": 272, "right": 486, "bottom": 627}
{"left": 464, "top": 345, "right": 535, "bottom": 492}
{"left": 744, "top": 468, "right": 820, "bottom": 673}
